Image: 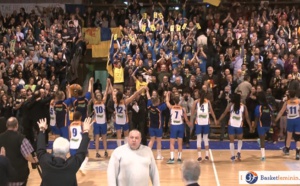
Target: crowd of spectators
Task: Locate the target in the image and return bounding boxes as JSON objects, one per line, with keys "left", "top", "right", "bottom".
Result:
{"left": 0, "top": 1, "right": 300, "bottom": 144}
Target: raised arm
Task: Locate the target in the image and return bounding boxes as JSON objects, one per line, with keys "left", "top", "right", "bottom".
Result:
{"left": 102, "top": 79, "right": 110, "bottom": 103}
{"left": 131, "top": 67, "right": 139, "bottom": 82}
{"left": 88, "top": 77, "right": 94, "bottom": 93}
{"left": 146, "top": 86, "right": 151, "bottom": 100}
{"left": 124, "top": 87, "right": 146, "bottom": 105}
{"left": 165, "top": 91, "right": 172, "bottom": 109}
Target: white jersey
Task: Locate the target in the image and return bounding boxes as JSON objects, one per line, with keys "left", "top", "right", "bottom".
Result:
{"left": 49, "top": 100, "right": 56, "bottom": 127}
{"left": 69, "top": 121, "right": 82, "bottom": 149}
{"left": 170, "top": 105, "right": 184, "bottom": 125}
{"left": 286, "top": 99, "right": 300, "bottom": 119}
{"left": 93, "top": 100, "right": 106, "bottom": 124}
{"left": 229, "top": 104, "right": 244, "bottom": 127}
{"left": 114, "top": 100, "right": 128, "bottom": 125}
{"left": 196, "top": 100, "right": 209, "bottom": 125}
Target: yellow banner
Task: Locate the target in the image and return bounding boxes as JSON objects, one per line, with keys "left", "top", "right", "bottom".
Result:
{"left": 82, "top": 27, "right": 101, "bottom": 45}
{"left": 203, "top": 0, "right": 221, "bottom": 7}
{"left": 110, "top": 27, "right": 123, "bottom": 38}
{"left": 92, "top": 41, "right": 112, "bottom": 58}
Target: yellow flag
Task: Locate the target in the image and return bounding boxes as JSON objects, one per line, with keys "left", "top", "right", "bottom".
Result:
{"left": 170, "top": 25, "right": 174, "bottom": 32}
{"left": 141, "top": 25, "right": 146, "bottom": 32}
{"left": 151, "top": 24, "right": 156, "bottom": 31}
{"left": 176, "top": 25, "right": 181, "bottom": 32}
{"left": 106, "top": 37, "right": 114, "bottom": 77}
{"left": 158, "top": 13, "right": 164, "bottom": 19}
{"left": 154, "top": 12, "right": 158, "bottom": 19}
{"left": 203, "top": 0, "right": 221, "bottom": 7}
{"left": 82, "top": 27, "right": 101, "bottom": 44}
{"left": 143, "top": 13, "right": 147, "bottom": 19}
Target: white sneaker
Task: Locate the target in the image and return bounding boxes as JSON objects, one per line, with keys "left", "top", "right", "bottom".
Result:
{"left": 156, "top": 155, "right": 164, "bottom": 160}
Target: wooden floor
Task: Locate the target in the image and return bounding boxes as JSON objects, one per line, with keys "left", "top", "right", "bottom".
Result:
{"left": 27, "top": 149, "right": 299, "bottom": 186}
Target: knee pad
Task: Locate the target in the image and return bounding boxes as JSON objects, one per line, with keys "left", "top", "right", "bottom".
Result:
{"left": 203, "top": 134, "right": 209, "bottom": 146}
{"left": 197, "top": 135, "right": 202, "bottom": 148}
{"left": 294, "top": 134, "right": 300, "bottom": 142}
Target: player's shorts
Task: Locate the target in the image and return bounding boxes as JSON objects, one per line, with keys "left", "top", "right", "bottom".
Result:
{"left": 114, "top": 123, "right": 129, "bottom": 131}
{"left": 287, "top": 118, "right": 300, "bottom": 133}
{"left": 257, "top": 125, "right": 270, "bottom": 136}
{"left": 93, "top": 122, "right": 107, "bottom": 135}
{"left": 195, "top": 124, "right": 210, "bottom": 135}
{"left": 50, "top": 126, "right": 60, "bottom": 135}
{"left": 70, "top": 149, "right": 77, "bottom": 156}
{"left": 170, "top": 124, "right": 185, "bottom": 139}
{"left": 228, "top": 125, "right": 243, "bottom": 135}
{"left": 58, "top": 126, "right": 69, "bottom": 139}
{"left": 149, "top": 127, "right": 163, "bottom": 137}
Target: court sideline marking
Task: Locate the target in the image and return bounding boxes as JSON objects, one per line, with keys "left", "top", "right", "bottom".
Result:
{"left": 209, "top": 149, "right": 220, "bottom": 186}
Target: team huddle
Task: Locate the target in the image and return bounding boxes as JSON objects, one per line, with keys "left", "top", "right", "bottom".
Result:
{"left": 49, "top": 78, "right": 300, "bottom": 168}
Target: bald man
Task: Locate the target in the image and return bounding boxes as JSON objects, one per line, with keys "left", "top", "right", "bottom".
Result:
{"left": 107, "top": 130, "right": 160, "bottom": 186}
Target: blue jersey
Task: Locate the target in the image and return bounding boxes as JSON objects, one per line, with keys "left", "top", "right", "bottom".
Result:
{"left": 255, "top": 104, "right": 273, "bottom": 127}
{"left": 147, "top": 100, "right": 166, "bottom": 128}
{"left": 66, "top": 92, "right": 91, "bottom": 121}
{"left": 54, "top": 100, "right": 69, "bottom": 128}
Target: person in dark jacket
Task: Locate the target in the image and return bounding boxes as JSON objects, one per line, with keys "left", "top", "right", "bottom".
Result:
{"left": 0, "top": 146, "right": 14, "bottom": 186}
{"left": 129, "top": 94, "right": 148, "bottom": 145}
{"left": 36, "top": 117, "right": 92, "bottom": 186}
{"left": 181, "top": 159, "right": 201, "bottom": 186}
{"left": 0, "top": 117, "right": 36, "bottom": 186}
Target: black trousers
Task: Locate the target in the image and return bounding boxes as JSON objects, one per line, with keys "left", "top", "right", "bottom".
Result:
{"left": 183, "top": 123, "right": 191, "bottom": 144}
{"left": 132, "top": 117, "right": 147, "bottom": 145}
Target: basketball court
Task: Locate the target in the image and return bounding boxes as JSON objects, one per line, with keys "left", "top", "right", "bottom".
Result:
{"left": 27, "top": 139, "right": 300, "bottom": 186}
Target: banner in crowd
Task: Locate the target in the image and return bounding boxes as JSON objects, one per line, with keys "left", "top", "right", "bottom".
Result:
{"left": 82, "top": 27, "right": 101, "bottom": 45}
{"left": 91, "top": 41, "right": 111, "bottom": 58}
{"left": 203, "top": 0, "right": 221, "bottom": 7}
{"left": 110, "top": 28, "right": 123, "bottom": 39}
{"left": 0, "top": 3, "right": 65, "bottom": 16}
{"left": 86, "top": 27, "right": 121, "bottom": 58}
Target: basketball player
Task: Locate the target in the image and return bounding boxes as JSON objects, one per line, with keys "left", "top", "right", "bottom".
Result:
{"left": 67, "top": 77, "right": 94, "bottom": 121}
{"left": 146, "top": 88, "right": 167, "bottom": 160}
{"left": 275, "top": 90, "right": 300, "bottom": 160}
{"left": 253, "top": 92, "right": 273, "bottom": 161}
{"left": 218, "top": 93, "right": 252, "bottom": 162}
{"left": 166, "top": 92, "right": 191, "bottom": 164}
{"left": 69, "top": 111, "right": 88, "bottom": 174}
{"left": 93, "top": 79, "right": 110, "bottom": 158}
{"left": 191, "top": 90, "right": 217, "bottom": 162}
{"left": 114, "top": 87, "right": 147, "bottom": 146}
{"left": 49, "top": 98, "right": 59, "bottom": 139}
{"left": 54, "top": 91, "right": 70, "bottom": 139}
